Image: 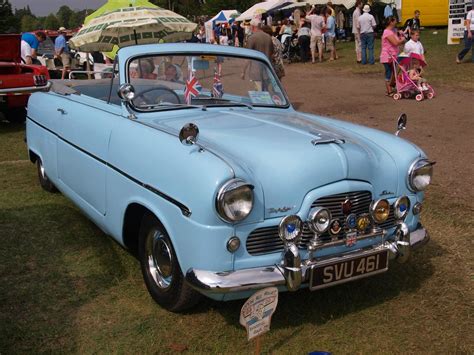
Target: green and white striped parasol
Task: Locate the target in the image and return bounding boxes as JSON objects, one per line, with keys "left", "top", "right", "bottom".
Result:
{"left": 69, "top": 6, "right": 197, "bottom": 52}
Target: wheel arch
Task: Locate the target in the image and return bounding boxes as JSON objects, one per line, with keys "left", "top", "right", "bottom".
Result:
{"left": 28, "top": 148, "right": 40, "bottom": 164}
{"left": 122, "top": 201, "right": 176, "bottom": 259}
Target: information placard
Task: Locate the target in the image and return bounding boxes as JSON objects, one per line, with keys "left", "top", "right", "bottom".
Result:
{"left": 448, "top": 0, "right": 469, "bottom": 44}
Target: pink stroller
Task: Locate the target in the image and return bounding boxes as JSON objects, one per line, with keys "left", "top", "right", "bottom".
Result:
{"left": 391, "top": 53, "right": 435, "bottom": 101}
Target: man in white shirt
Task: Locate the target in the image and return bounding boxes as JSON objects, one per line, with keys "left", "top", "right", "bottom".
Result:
{"left": 404, "top": 30, "right": 425, "bottom": 56}
{"left": 352, "top": 0, "right": 363, "bottom": 62}
{"left": 358, "top": 4, "right": 377, "bottom": 64}
{"left": 456, "top": 5, "right": 474, "bottom": 63}
{"left": 306, "top": 6, "right": 326, "bottom": 63}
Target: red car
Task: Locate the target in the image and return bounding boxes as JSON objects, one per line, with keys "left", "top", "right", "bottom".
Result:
{"left": 0, "top": 34, "right": 50, "bottom": 123}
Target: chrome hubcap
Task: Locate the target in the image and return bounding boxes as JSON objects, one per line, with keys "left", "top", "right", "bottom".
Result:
{"left": 146, "top": 228, "right": 173, "bottom": 290}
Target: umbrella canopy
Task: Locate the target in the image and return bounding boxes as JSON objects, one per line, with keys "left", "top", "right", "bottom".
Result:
{"left": 236, "top": 0, "right": 294, "bottom": 21}
{"left": 307, "top": 0, "right": 391, "bottom": 8}
{"left": 70, "top": 6, "right": 197, "bottom": 52}
{"left": 84, "top": 0, "right": 158, "bottom": 25}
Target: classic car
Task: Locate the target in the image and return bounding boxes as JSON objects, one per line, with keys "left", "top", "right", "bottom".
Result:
{"left": 25, "top": 43, "right": 433, "bottom": 312}
{"left": 0, "top": 34, "right": 50, "bottom": 122}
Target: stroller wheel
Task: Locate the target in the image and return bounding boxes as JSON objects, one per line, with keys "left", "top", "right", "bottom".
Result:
{"left": 415, "top": 94, "right": 423, "bottom": 101}
{"left": 393, "top": 93, "right": 401, "bottom": 100}
{"left": 427, "top": 92, "right": 434, "bottom": 99}
{"left": 403, "top": 92, "right": 411, "bottom": 99}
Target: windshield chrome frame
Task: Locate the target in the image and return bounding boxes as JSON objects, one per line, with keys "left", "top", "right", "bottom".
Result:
{"left": 124, "top": 52, "right": 291, "bottom": 113}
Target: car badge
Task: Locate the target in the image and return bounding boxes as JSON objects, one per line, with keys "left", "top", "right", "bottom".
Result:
{"left": 380, "top": 190, "right": 395, "bottom": 196}
{"left": 342, "top": 198, "right": 352, "bottom": 215}
{"left": 356, "top": 215, "right": 371, "bottom": 232}
{"left": 345, "top": 232, "right": 357, "bottom": 247}
{"left": 329, "top": 219, "right": 342, "bottom": 235}
{"left": 346, "top": 213, "right": 357, "bottom": 229}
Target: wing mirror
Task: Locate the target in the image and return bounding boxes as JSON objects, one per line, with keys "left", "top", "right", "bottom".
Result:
{"left": 179, "top": 123, "right": 200, "bottom": 146}
{"left": 395, "top": 113, "right": 407, "bottom": 136}
{"left": 117, "top": 83, "right": 136, "bottom": 102}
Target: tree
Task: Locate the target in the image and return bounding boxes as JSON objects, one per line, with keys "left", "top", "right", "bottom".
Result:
{"left": 20, "top": 15, "right": 39, "bottom": 32}
{"left": 43, "top": 13, "right": 59, "bottom": 30}
{"left": 57, "top": 5, "right": 73, "bottom": 28}
{"left": 0, "top": 0, "right": 15, "bottom": 32}
{"left": 203, "top": 0, "right": 259, "bottom": 15}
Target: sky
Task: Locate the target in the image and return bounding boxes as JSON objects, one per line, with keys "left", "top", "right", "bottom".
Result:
{"left": 10, "top": 0, "right": 106, "bottom": 16}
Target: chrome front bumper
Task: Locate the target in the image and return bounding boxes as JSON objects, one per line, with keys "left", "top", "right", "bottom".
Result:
{"left": 185, "top": 224, "right": 429, "bottom": 294}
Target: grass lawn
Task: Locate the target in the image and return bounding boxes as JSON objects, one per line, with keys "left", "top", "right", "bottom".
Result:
{"left": 323, "top": 28, "right": 473, "bottom": 91}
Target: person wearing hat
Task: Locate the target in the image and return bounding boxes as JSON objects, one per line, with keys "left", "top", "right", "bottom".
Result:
{"left": 55, "top": 27, "right": 71, "bottom": 79}
{"left": 357, "top": 4, "right": 377, "bottom": 64}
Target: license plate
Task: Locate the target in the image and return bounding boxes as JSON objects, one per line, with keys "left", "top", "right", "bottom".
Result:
{"left": 309, "top": 250, "right": 389, "bottom": 290}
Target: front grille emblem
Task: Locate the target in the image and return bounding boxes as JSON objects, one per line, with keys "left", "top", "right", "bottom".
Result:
{"left": 342, "top": 198, "right": 352, "bottom": 215}
{"left": 329, "top": 219, "right": 342, "bottom": 235}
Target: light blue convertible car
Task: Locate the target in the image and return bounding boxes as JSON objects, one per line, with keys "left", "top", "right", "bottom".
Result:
{"left": 26, "top": 43, "right": 433, "bottom": 311}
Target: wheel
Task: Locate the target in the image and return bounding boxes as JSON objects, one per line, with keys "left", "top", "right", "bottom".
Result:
{"left": 393, "top": 93, "right": 401, "bottom": 100}
{"left": 37, "top": 158, "right": 57, "bottom": 192}
{"left": 415, "top": 94, "right": 423, "bottom": 101}
{"left": 4, "top": 107, "right": 26, "bottom": 123}
{"left": 139, "top": 212, "right": 201, "bottom": 312}
{"left": 427, "top": 92, "right": 434, "bottom": 99}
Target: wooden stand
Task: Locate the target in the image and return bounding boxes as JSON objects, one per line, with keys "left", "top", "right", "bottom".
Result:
{"left": 254, "top": 335, "right": 261, "bottom": 355}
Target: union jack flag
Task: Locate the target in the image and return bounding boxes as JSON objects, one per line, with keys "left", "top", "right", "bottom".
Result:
{"left": 212, "top": 70, "right": 224, "bottom": 99}
{"left": 184, "top": 72, "right": 202, "bottom": 104}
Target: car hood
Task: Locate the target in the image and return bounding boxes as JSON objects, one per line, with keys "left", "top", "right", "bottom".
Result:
{"left": 149, "top": 109, "right": 421, "bottom": 217}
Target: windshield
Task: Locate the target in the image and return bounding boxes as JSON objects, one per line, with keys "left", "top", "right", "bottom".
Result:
{"left": 127, "top": 54, "right": 289, "bottom": 110}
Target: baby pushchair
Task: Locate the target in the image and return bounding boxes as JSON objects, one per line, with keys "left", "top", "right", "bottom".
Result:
{"left": 281, "top": 34, "right": 300, "bottom": 64}
{"left": 391, "top": 53, "right": 435, "bottom": 101}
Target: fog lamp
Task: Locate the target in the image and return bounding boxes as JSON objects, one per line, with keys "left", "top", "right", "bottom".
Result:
{"left": 226, "top": 236, "right": 241, "bottom": 253}
{"left": 370, "top": 199, "right": 390, "bottom": 223}
{"left": 394, "top": 196, "right": 410, "bottom": 220}
{"left": 413, "top": 202, "right": 423, "bottom": 215}
{"left": 308, "top": 207, "right": 331, "bottom": 234}
{"left": 278, "top": 215, "right": 303, "bottom": 244}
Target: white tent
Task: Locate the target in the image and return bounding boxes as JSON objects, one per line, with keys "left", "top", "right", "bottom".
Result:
{"left": 205, "top": 10, "right": 240, "bottom": 43}
{"left": 307, "top": 0, "right": 391, "bottom": 9}
{"left": 280, "top": 2, "right": 310, "bottom": 11}
{"left": 236, "top": 0, "right": 294, "bottom": 21}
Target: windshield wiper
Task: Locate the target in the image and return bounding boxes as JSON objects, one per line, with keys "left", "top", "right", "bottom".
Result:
{"left": 192, "top": 97, "right": 253, "bottom": 110}
{"left": 135, "top": 103, "right": 207, "bottom": 111}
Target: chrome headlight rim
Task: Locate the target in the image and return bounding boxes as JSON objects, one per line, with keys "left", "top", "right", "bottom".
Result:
{"left": 370, "top": 199, "right": 390, "bottom": 224}
{"left": 278, "top": 215, "right": 303, "bottom": 244}
{"left": 408, "top": 158, "right": 434, "bottom": 192}
{"left": 216, "top": 178, "right": 254, "bottom": 223}
{"left": 308, "top": 207, "right": 332, "bottom": 234}
{"left": 394, "top": 196, "right": 411, "bottom": 220}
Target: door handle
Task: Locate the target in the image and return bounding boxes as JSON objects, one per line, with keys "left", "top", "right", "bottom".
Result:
{"left": 57, "top": 108, "right": 67, "bottom": 115}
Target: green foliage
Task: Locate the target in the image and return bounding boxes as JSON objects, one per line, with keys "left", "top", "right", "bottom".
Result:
{"left": 0, "top": 0, "right": 15, "bottom": 32}
{"left": 43, "top": 14, "right": 59, "bottom": 30}
{"left": 20, "top": 14, "right": 39, "bottom": 32}
{"left": 57, "top": 5, "right": 74, "bottom": 28}
{"left": 203, "top": 0, "right": 259, "bottom": 14}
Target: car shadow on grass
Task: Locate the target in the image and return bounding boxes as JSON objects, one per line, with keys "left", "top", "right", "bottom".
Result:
{"left": 191, "top": 238, "right": 441, "bottom": 336}
{"left": 0, "top": 203, "right": 135, "bottom": 353}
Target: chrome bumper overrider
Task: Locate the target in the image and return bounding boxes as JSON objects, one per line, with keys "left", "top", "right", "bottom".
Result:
{"left": 185, "top": 224, "right": 429, "bottom": 294}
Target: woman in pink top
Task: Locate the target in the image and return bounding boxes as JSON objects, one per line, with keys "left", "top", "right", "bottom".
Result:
{"left": 380, "top": 17, "right": 406, "bottom": 96}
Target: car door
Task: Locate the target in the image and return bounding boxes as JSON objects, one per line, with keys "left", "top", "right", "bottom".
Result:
{"left": 55, "top": 94, "right": 122, "bottom": 218}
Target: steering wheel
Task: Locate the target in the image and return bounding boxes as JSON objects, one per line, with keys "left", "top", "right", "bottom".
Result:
{"left": 133, "top": 86, "right": 181, "bottom": 106}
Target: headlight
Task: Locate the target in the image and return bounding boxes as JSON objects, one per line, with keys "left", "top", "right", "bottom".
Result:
{"left": 216, "top": 179, "right": 254, "bottom": 223}
{"left": 408, "top": 158, "right": 434, "bottom": 192}
{"left": 308, "top": 207, "right": 331, "bottom": 234}
{"left": 278, "top": 215, "right": 303, "bottom": 244}
{"left": 394, "top": 196, "right": 410, "bottom": 220}
{"left": 370, "top": 199, "right": 390, "bottom": 223}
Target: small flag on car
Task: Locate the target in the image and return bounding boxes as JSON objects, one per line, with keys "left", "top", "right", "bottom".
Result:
{"left": 184, "top": 72, "right": 202, "bottom": 105}
{"left": 212, "top": 70, "right": 224, "bottom": 99}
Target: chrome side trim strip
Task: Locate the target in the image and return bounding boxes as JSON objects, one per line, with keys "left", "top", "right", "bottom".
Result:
{"left": 27, "top": 116, "right": 192, "bottom": 217}
{"left": 0, "top": 81, "right": 51, "bottom": 95}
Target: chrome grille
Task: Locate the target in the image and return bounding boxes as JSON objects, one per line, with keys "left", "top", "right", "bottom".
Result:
{"left": 246, "top": 190, "right": 397, "bottom": 256}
